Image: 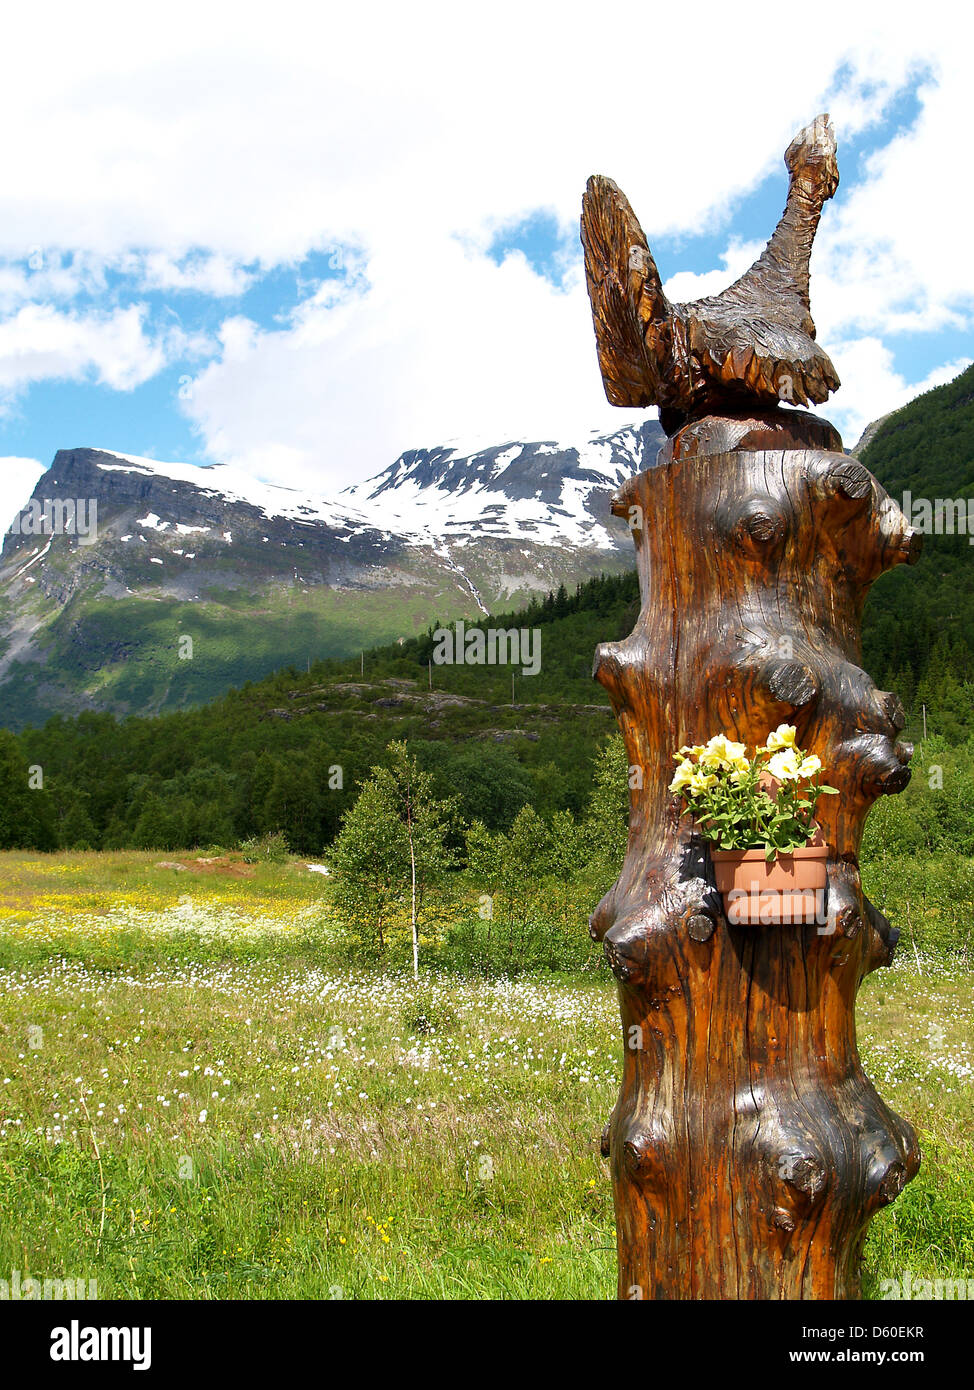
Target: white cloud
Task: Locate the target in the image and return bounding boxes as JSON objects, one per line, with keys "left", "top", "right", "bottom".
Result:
{"left": 812, "top": 65, "right": 974, "bottom": 349}
{"left": 0, "top": 304, "right": 206, "bottom": 404}
{"left": 0, "top": 254, "right": 108, "bottom": 314}
{"left": 182, "top": 242, "right": 652, "bottom": 488}
{"left": 0, "top": 0, "right": 967, "bottom": 483}
{"left": 662, "top": 242, "right": 767, "bottom": 306}
{"left": 0, "top": 456, "right": 45, "bottom": 534}
{"left": 122, "top": 252, "right": 256, "bottom": 298}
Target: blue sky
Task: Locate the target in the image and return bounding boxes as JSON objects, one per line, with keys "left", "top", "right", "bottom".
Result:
{"left": 0, "top": 250, "right": 346, "bottom": 469}
{"left": 0, "top": 6, "right": 969, "bottom": 525}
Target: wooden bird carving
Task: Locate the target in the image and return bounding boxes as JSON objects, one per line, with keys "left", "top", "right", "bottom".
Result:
{"left": 581, "top": 114, "right": 841, "bottom": 435}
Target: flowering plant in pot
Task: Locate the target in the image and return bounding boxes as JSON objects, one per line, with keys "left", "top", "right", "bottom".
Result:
{"left": 669, "top": 725, "right": 838, "bottom": 924}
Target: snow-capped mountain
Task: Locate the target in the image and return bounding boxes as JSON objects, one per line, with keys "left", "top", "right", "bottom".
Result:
{"left": 341, "top": 426, "right": 653, "bottom": 550}
{"left": 0, "top": 419, "right": 663, "bottom": 727}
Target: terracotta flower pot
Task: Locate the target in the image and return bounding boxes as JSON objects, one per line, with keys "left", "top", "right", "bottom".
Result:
{"left": 711, "top": 842, "right": 828, "bottom": 925}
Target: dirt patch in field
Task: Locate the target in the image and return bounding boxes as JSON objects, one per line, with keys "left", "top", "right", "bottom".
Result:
{"left": 171, "top": 856, "right": 256, "bottom": 878}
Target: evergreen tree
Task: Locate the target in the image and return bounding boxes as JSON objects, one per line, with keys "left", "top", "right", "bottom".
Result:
{"left": 0, "top": 730, "right": 56, "bottom": 850}
{"left": 132, "top": 796, "right": 180, "bottom": 851}
{"left": 262, "top": 762, "right": 321, "bottom": 853}
{"left": 59, "top": 799, "right": 98, "bottom": 851}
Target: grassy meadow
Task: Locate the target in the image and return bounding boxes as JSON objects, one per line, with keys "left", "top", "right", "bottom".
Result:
{"left": 0, "top": 850, "right": 971, "bottom": 1300}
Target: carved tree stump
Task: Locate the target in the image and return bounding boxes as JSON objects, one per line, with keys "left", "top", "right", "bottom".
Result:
{"left": 590, "top": 409, "right": 921, "bottom": 1299}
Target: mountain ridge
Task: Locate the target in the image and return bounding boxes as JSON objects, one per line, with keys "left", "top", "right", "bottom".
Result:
{"left": 0, "top": 421, "right": 663, "bottom": 728}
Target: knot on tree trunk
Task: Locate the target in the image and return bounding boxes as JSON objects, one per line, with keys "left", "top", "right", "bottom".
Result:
{"left": 592, "top": 442, "right": 920, "bottom": 1299}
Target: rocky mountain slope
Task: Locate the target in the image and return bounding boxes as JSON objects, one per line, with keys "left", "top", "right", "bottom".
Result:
{"left": 0, "top": 421, "right": 662, "bottom": 728}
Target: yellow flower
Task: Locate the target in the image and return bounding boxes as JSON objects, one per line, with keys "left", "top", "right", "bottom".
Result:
{"left": 798, "top": 754, "right": 822, "bottom": 778}
{"left": 688, "top": 770, "right": 718, "bottom": 793}
{"left": 669, "top": 760, "right": 696, "bottom": 793}
{"left": 699, "top": 734, "right": 748, "bottom": 770}
{"left": 767, "top": 748, "right": 802, "bottom": 781}
{"left": 676, "top": 743, "right": 706, "bottom": 761}
{"left": 762, "top": 723, "right": 798, "bottom": 753}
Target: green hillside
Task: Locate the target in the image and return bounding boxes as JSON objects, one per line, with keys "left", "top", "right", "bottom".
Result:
{"left": 0, "top": 444, "right": 641, "bottom": 731}
{"left": 860, "top": 361, "right": 974, "bottom": 740}
{"left": 0, "top": 579, "right": 479, "bottom": 733}
{"left": 1, "top": 574, "right": 636, "bottom": 853}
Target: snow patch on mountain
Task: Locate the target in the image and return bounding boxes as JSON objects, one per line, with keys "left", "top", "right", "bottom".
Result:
{"left": 94, "top": 450, "right": 373, "bottom": 533}
{"left": 340, "top": 422, "right": 661, "bottom": 549}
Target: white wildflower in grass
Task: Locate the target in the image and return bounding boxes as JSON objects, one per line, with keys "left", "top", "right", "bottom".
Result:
{"left": 0, "top": 863, "right": 969, "bottom": 1298}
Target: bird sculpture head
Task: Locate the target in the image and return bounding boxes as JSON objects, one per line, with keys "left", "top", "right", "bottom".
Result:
{"left": 785, "top": 113, "right": 839, "bottom": 202}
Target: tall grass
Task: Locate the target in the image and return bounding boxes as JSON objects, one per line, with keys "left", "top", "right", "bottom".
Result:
{"left": 0, "top": 851, "right": 970, "bottom": 1299}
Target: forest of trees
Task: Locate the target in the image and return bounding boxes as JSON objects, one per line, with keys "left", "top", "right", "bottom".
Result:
{"left": 861, "top": 361, "right": 974, "bottom": 705}
{"left": 0, "top": 554, "right": 971, "bottom": 856}
{"left": 0, "top": 570, "right": 640, "bottom": 852}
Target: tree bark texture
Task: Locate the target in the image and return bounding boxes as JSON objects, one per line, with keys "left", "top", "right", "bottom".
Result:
{"left": 590, "top": 410, "right": 922, "bottom": 1300}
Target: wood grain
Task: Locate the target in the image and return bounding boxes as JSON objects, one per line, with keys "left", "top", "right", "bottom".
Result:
{"left": 589, "top": 421, "right": 921, "bottom": 1298}
{"left": 583, "top": 116, "right": 921, "bottom": 1298}
{"left": 581, "top": 115, "right": 841, "bottom": 434}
